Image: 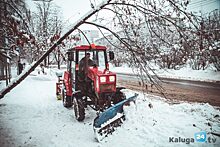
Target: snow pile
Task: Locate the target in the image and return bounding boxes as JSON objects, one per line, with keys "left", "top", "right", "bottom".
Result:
{"left": 0, "top": 73, "right": 219, "bottom": 147}
{"left": 0, "top": 66, "right": 58, "bottom": 91}
{"left": 109, "top": 64, "right": 134, "bottom": 74}
{"left": 100, "top": 90, "right": 220, "bottom": 146}
{"left": 156, "top": 66, "right": 220, "bottom": 82}
{"left": 110, "top": 64, "right": 220, "bottom": 82}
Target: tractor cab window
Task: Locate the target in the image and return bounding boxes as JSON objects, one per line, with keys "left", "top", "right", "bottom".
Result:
{"left": 67, "top": 60, "right": 75, "bottom": 79}
{"left": 71, "top": 61, "right": 75, "bottom": 77}
{"left": 78, "top": 50, "right": 106, "bottom": 69}
{"left": 78, "top": 51, "right": 89, "bottom": 63}
{"left": 96, "top": 51, "right": 105, "bottom": 69}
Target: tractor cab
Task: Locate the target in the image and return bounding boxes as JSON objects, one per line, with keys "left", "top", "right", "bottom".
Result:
{"left": 66, "top": 44, "right": 116, "bottom": 93}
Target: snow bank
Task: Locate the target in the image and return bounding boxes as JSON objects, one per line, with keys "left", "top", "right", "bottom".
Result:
{"left": 156, "top": 66, "right": 220, "bottom": 82}
{"left": 111, "top": 64, "right": 220, "bottom": 82}
{"left": 101, "top": 90, "right": 220, "bottom": 146}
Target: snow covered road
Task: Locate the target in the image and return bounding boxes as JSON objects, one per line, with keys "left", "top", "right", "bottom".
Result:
{"left": 0, "top": 73, "right": 220, "bottom": 147}
{"left": 0, "top": 75, "right": 99, "bottom": 147}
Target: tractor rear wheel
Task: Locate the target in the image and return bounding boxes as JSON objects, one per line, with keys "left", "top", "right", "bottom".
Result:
{"left": 73, "top": 96, "right": 85, "bottom": 121}
{"left": 62, "top": 88, "right": 72, "bottom": 108}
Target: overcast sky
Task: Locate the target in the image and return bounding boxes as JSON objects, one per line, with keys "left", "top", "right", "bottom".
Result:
{"left": 27, "top": 0, "right": 220, "bottom": 20}
{"left": 26, "top": 0, "right": 220, "bottom": 33}
{"left": 51, "top": 0, "right": 220, "bottom": 20}
{"left": 53, "top": 0, "right": 93, "bottom": 23}
{"left": 187, "top": 0, "right": 220, "bottom": 15}
{"left": 26, "top": 0, "right": 96, "bottom": 30}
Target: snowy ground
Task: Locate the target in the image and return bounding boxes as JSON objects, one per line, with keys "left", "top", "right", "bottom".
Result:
{"left": 0, "top": 68, "right": 220, "bottom": 147}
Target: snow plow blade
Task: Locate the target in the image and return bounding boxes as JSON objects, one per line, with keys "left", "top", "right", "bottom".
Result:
{"left": 93, "top": 93, "right": 138, "bottom": 141}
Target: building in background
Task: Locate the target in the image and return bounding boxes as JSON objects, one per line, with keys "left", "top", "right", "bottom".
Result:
{"left": 0, "top": 52, "right": 11, "bottom": 86}
{"left": 78, "top": 30, "right": 99, "bottom": 45}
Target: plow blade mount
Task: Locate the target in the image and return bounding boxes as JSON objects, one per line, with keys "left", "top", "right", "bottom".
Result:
{"left": 93, "top": 93, "right": 138, "bottom": 141}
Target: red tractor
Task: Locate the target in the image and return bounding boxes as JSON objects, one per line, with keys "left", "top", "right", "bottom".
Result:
{"left": 57, "top": 44, "right": 137, "bottom": 141}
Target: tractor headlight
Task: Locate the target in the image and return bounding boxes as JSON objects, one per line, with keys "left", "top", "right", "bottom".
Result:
{"left": 100, "top": 76, "right": 106, "bottom": 83}
{"left": 109, "top": 76, "right": 115, "bottom": 82}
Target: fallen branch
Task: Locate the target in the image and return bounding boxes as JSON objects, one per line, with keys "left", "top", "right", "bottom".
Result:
{"left": 0, "top": 0, "right": 112, "bottom": 99}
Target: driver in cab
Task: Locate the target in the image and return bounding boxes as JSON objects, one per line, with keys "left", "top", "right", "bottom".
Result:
{"left": 79, "top": 52, "right": 95, "bottom": 80}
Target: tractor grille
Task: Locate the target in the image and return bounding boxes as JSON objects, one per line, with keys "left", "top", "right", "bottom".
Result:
{"left": 100, "top": 84, "right": 115, "bottom": 92}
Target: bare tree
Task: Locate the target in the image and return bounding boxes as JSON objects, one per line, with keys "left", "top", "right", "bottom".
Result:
{"left": 29, "top": 0, "right": 63, "bottom": 66}
{"left": 0, "top": 0, "right": 31, "bottom": 59}
{"left": 1, "top": 0, "right": 214, "bottom": 98}
{"left": 178, "top": 9, "right": 220, "bottom": 71}
{"left": 0, "top": 0, "right": 34, "bottom": 85}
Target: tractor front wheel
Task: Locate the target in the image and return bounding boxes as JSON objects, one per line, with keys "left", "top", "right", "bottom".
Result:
{"left": 73, "top": 96, "right": 85, "bottom": 121}
{"left": 62, "top": 88, "right": 72, "bottom": 108}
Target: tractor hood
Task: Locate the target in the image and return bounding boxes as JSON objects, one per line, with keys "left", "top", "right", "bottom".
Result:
{"left": 88, "top": 67, "right": 116, "bottom": 77}
{"left": 87, "top": 67, "right": 117, "bottom": 93}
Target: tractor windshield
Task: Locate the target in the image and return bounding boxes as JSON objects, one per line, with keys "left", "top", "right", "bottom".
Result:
{"left": 78, "top": 50, "right": 106, "bottom": 70}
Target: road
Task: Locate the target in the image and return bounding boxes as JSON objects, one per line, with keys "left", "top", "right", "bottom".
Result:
{"left": 117, "top": 73, "right": 220, "bottom": 107}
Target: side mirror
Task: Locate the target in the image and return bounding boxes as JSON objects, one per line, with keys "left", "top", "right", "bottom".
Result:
{"left": 67, "top": 51, "right": 74, "bottom": 61}
{"left": 109, "top": 51, "right": 114, "bottom": 61}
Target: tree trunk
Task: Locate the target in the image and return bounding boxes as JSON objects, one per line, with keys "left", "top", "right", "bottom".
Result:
{"left": 58, "top": 49, "right": 60, "bottom": 69}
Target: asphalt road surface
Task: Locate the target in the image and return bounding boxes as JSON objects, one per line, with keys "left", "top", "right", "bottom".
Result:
{"left": 117, "top": 73, "right": 220, "bottom": 107}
